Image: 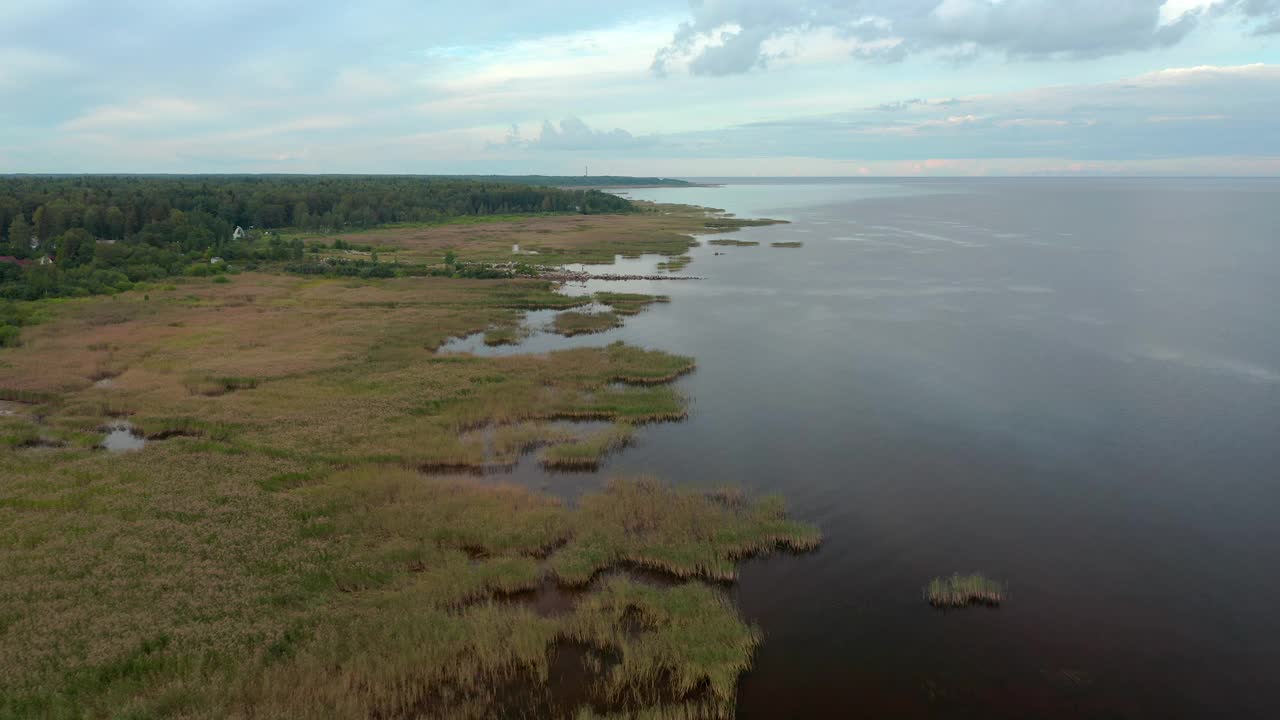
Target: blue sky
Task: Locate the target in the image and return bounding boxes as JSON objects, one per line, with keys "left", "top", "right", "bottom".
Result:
{"left": 2, "top": 0, "right": 1279, "bottom": 175}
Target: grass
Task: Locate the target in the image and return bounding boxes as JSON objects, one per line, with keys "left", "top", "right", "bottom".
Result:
{"left": 593, "top": 292, "right": 670, "bottom": 316}
{"left": 553, "top": 311, "right": 623, "bottom": 337}
{"left": 925, "top": 573, "right": 1005, "bottom": 608}
{"left": 483, "top": 326, "right": 523, "bottom": 346}
{"left": 0, "top": 204, "right": 816, "bottom": 718}
{"left": 656, "top": 255, "right": 692, "bottom": 272}
{"left": 549, "top": 476, "right": 822, "bottom": 586}
{"left": 707, "top": 239, "right": 760, "bottom": 247}
{"left": 310, "top": 208, "right": 728, "bottom": 267}
{"left": 540, "top": 424, "right": 634, "bottom": 469}
{"left": 770, "top": 241, "right": 804, "bottom": 248}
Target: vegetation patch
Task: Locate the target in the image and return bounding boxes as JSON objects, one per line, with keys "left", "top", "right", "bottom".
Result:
{"left": 770, "top": 241, "right": 804, "bottom": 248}
{"left": 0, "top": 200, "right": 814, "bottom": 718}
{"left": 483, "top": 326, "right": 523, "bottom": 347}
{"left": 553, "top": 311, "right": 623, "bottom": 337}
{"left": 707, "top": 239, "right": 760, "bottom": 247}
{"left": 549, "top": 476, "right": 822, "bottom": 585}
{"left": 540, "top": 424, "right": 634, "bottom": 470}
{"left": 593, "top": 292, "right": 670, "bottom": 316}
{"left": 925, "top": 573, "right": 1004, "bottom": 608}
{"left": 702, "top": 217, "right": 788, "bottom": 231}
{"left": 656, "top": 255, "right": 692, "bottom": 272}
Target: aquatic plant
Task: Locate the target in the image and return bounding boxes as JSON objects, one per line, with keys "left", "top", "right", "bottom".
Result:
{"left": 770, "top": 242, "right": 803, "bottom": 248}
{"left": 483, "top": 326, "right": 522, "bottom": 346}
{"left": 925, "top": 573, "right": 1004, "bottom": 608}
{"left": 539, "top": 423, "right": 634, "bottom": 469}
{"left": 550, "top": 476, "right": 822, "bottom": 585}
{"left": 553, "top": 311, "right": 623, "bottom": 337}
{"left": 657, "top": 255, "right": 693, "bottom": 272}
{"left": 593, "top": 292, "right": 670, "bottom": 316}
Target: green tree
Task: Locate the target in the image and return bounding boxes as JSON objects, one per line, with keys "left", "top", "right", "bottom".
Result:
{"left": 292, "top": 201, "right": 311, "bottom": 229}
{"left": 6, "top": 214, "right": 32, "bottom": 256}
{"left": 56, "top": 228, "right": 96, "bottom": 268}
{"left": 105, "top": 206, "right": 126, "bottom": 239}
{"left": 31, "top": 206, "right": 48, "bottom": 245}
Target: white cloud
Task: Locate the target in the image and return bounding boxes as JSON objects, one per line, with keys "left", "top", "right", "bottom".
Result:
{"left": 62, "top": 98, "right": 210, "bottom": 130}
{"left": 652, "top": 0, "right": 1280, "bottom": 76}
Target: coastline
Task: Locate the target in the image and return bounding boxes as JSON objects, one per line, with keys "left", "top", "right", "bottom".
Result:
{"left": 0, "top": 200, "right": 815, "bottom": 718}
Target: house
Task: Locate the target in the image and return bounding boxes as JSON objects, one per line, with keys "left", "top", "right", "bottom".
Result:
{"left": 232, "top": 226, "right": 246, "bottom": 240}
{"left": 0, "top": 256, "right": 31, "bottom": 267}
{"left": 37, "top": 256, "right": 53, "bottom": 266}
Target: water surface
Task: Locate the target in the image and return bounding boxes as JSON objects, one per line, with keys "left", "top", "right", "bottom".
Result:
{"left": 552, "top": 178, "right": 1280, "bottom": 718}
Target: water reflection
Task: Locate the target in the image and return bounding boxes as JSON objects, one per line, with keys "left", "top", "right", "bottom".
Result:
{"left": 101, "top": 421, "right": 146, "bottom": 452}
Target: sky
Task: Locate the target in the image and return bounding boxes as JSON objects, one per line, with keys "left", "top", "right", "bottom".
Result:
{"left": 2, "top": 0, "right": 1279, "bottom": 176}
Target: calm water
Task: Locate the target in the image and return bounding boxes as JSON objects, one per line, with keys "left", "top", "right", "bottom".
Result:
{"left": 498, "top": 179, "right": 1280, "bottom": 717}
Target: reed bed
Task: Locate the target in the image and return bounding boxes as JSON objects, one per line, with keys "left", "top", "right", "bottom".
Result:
{"left": 593, "top": 292, "right": 670, "bottom": 316}
{"left": 0, "top": 204, "right": 814, "bottom": 719}
{"left": 925, "top": 573, "right": 1004, "bottom": 608}
{"left": 553, "top": 311, "right": 624, "bottom": 337}
{"left": 770, "top": 241, "right": 804, "bottom": 248}
{"left": 0, "top": 387, "right": 56, "bottom": 404}
{"left": 550, "top": 476, "right": 822, "bottom": 586}
{"left": 707, "top": 239, "right": 760, "bottom": 247}
{"left": 656, "top": 255, "right": 693, "bottom": 272}
{"left": 483, "top": 326, "right": 522, "bottom": 346}
{"left": 540, "top": 424, "right": 634, "bottom": 469}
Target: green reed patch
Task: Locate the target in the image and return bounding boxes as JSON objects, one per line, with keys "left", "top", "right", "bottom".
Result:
{"left": 552, "top": 311, "right": 623, "bottom": 337}
{"left": 656, "top": 255, "right": 693, "bottom": 272}
{"left": 540, "top": 424, "right": 634, "bottom": 470}
{"left": 482, "top": 326, "right": 522, "bottom": 346}
{"left": 549, "top": 476, "right": 822, "bottom": 586}
{"left": 593, "top": 292, "right": 670, "bottom": 316}
{"left": 925, "top": 573, "right": 1004, "bottom": 608}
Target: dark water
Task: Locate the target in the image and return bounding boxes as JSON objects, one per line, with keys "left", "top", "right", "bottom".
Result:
{"left": 497, "top": 179, "right": 1280, "bottom": 717}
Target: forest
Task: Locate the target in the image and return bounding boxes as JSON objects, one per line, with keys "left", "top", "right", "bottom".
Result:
{"left": 0, "top": 175, "right": 634, "bottom": 306}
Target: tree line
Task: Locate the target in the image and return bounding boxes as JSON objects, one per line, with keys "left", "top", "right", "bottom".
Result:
{"left": 0, "top": 175, "right": 634, "bottom": 303}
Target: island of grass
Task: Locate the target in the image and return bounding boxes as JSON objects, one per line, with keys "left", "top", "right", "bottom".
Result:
{"left": 0, "top": 187, "right": 814, "bottom": 718}
{"left": 926, "top": 573, "right": 1004, "bottom": 608}
{"left": 708, "top": 239, "right": 761, "bottom": 247}
{"left": 482, "top": 326, "right": 523, "bottom": 346}
{"left": 552, "top": 310, "right": 623, "bottom": 337}
{"left": 657, "top": 255, "right": 693, "bottom": 272}
{"left": 593, "top": 291, "right": 670, "bottom": 315}
{"left": 771, "top": 241, "right": 804, "bottom": 248}
{"left": 539, "top": 423, "right": 634, "bottom": 469}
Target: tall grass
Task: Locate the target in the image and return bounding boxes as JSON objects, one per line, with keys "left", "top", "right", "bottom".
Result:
{"left": 593, "top": 293, "right": 670, "bottom": 316}
{"left": 550, "top": 476, "right": 822, "bottom": 586}
{"left": 925, "top": 573, "right": 1004, "bottom": 608}
{"left": 553, "top": 311, "right": 623, "bottom": 337}
{"left": 540, "top": 424, "right": 634, "bottom": 469}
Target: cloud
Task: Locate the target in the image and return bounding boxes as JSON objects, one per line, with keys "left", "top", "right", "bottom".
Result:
{"left": 504, "top": 116, "right": 653, "bottom": 151}
{"left": 652, "top": 0, "right": 1278, "bottom": 75}
{"left": 1212, "top": 0, "right": 1280, "bottom": 33}
{"left": 62, "top": 98, "right": 211, "bottom": 131}
{"left": 607, "top": 63, "right": 1280, "bottom": 169}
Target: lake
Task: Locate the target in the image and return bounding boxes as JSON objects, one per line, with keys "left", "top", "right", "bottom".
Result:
{"left": 474, "top": 178, "right": 1280, "bottom": 717}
